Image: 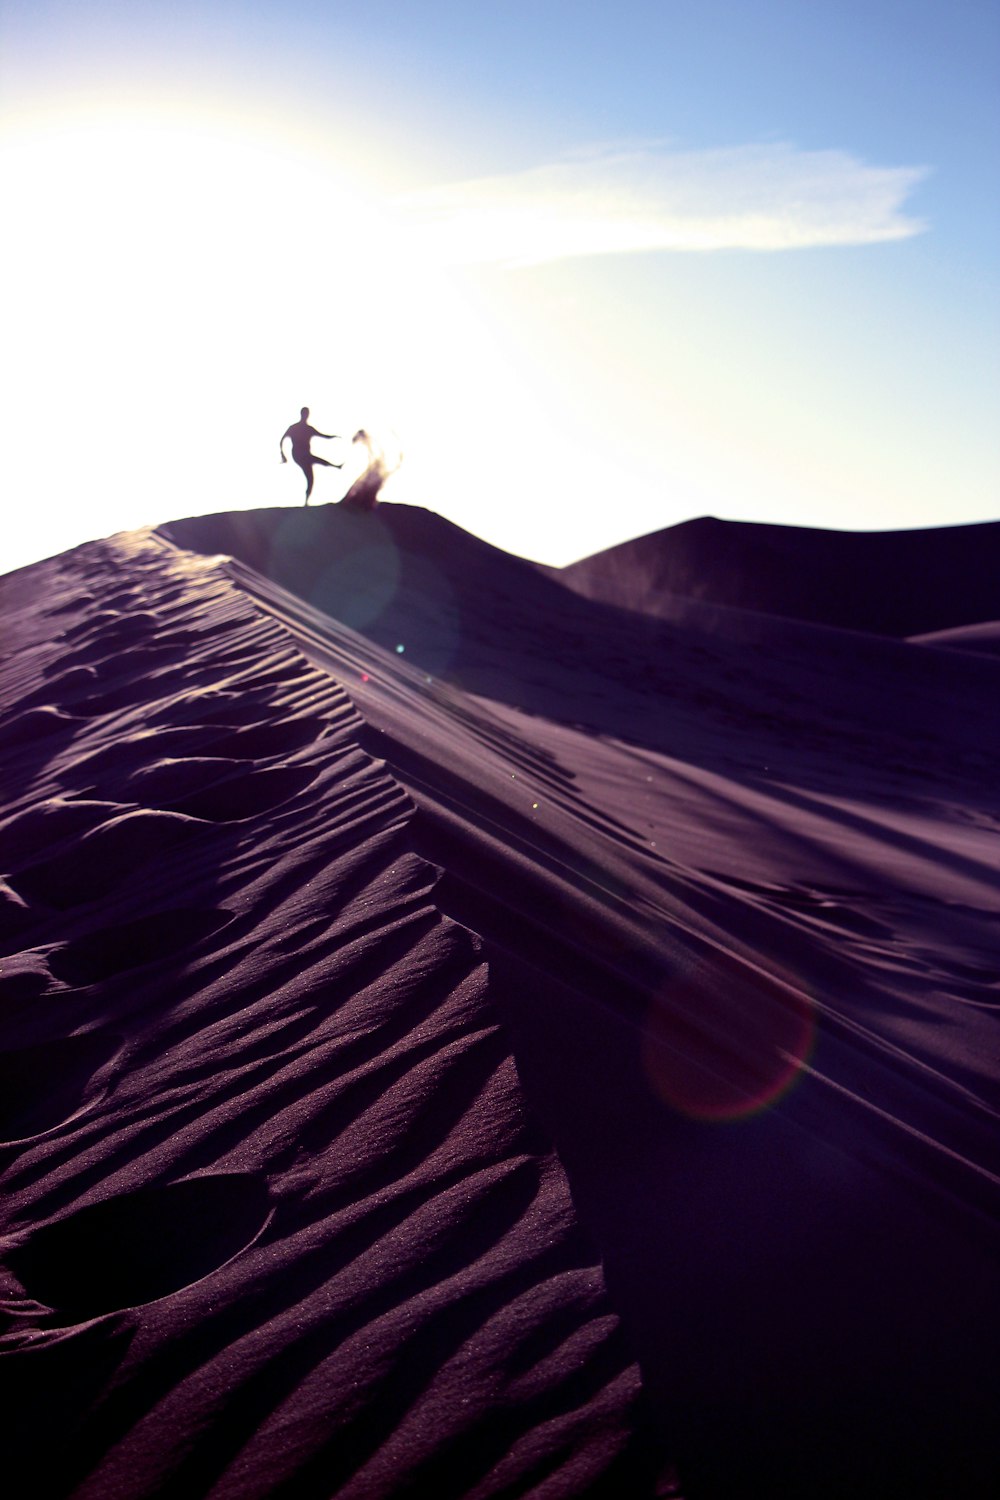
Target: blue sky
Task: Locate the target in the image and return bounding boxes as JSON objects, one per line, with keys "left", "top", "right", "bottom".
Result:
{"left": 2, "top": 1, "right": 998, "bottom": 570}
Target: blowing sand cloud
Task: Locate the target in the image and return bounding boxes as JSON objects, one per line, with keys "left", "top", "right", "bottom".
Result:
{"left": 401, "top": 143, "right": 928, "bottom": 266}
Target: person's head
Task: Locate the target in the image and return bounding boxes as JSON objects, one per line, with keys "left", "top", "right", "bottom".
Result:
{"left": 300, "top": 406, "right": 309, "bottom": 419}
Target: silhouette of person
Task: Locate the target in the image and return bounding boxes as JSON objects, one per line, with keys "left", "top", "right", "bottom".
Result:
{"left": 280, "top": 407, "right": 342, "bottom": 504}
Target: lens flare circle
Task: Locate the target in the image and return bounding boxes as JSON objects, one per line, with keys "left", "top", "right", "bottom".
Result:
{"left": 640, "top": 951, "right": 817, "bottom": 1123}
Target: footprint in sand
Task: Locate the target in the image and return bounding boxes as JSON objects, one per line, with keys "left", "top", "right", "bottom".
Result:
{"left": 0, "top": 1032, "right": 122, "bottom": 1143}
{"left": 8, "top": 809, "right": 207, "bottom": 910}
{"left": 48, "top": 906, "right": 234, "bottom": 986}
{"left": 126, "top": 761, "right": 320, "bottom": 823}
{"left": 5, "top": 1174, "right": 273, "bottom": 1321}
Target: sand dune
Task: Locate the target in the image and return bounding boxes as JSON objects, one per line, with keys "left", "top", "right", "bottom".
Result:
{"left": 2, "top": 504, "right": 998, "bottom": 1498}
{"left": 551, "top": 514, "right": 1000, "bottom": 637}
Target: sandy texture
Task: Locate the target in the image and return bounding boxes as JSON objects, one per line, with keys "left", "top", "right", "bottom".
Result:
{"left": 0, "top": 533, "right": 667, "bottom": 1499}
{"left": 2, "top": 503, "right": 999, "bottom": 1499}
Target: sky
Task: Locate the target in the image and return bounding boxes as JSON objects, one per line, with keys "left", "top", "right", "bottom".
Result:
{"left": 1, "top": 0, "right": 998, "bottom": 573}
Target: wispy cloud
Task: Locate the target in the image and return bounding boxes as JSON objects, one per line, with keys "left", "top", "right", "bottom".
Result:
{"left": 399, "top": 143, "right": 929, "bottom": 267}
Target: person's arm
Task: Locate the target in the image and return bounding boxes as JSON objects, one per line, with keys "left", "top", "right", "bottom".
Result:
{"left": 279, "top": 427, "right": 291, "bottom": 462}
{"left": 313, "top": 429, "right": 340, "bottom": 441}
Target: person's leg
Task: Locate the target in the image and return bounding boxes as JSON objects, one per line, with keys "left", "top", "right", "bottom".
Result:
{"left": 312, "top": 455, "right": 343, "bottom": 470}
{"left": 293, "top": 455, "right": 314, "bottom": 504}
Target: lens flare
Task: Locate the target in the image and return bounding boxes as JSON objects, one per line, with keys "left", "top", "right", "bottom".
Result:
{"left": 312, "top": 545, "right": 401, "bottom": 633}
{"left": 640, "top": 949, "right": 817, "bottom": 1123}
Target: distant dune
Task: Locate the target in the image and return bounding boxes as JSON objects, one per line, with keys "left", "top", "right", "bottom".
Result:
{"left": 2, "top": 503, "right": 998, "bottom": 1500}
{"left": 549, "top": 515, "right": 1000, "bottom": 637}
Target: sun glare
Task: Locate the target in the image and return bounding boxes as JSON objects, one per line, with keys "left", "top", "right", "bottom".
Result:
{"left": 1, "top": 96, "right": 547, "bottom": 571}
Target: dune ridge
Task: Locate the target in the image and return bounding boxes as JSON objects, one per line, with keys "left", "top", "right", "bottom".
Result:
{"left": 182, "top": 509, "right": 999, "bottom": 1498}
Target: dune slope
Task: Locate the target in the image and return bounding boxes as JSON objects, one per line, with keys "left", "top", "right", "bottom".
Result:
{"left": 2, "top": 502, "right": 999, "bottom": 1499}
{"left": 0, "top": 533, "right": 666, "bottom": 1499}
